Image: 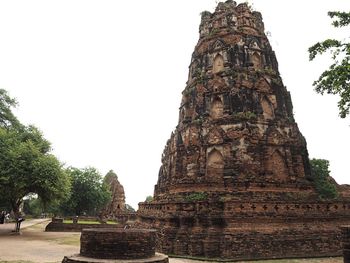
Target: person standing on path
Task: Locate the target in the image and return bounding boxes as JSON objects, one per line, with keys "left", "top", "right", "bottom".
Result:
{"left": 14, "top": 214, "right": 25, "bottom": 232}
{"left": 0, "top": 211, "right": 5, "bottom": 224}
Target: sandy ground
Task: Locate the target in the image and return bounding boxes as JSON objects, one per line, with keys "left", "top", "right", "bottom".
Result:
{"left": 0, "top": 219, "right": 79, "bottom": 263}
{"left": 0, "top": 220, "right": 344, "bottom": 263}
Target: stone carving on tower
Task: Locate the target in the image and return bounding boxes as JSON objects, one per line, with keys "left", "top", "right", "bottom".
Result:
{"left": 138, "top": 1, "right": 350, "bottom": 260}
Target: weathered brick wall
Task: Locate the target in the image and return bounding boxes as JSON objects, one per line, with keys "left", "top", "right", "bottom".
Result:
{"left": 342, "top": 226, "right": 350, "bottom": 263}
{"left": 159, "top": 224, "right": 342, "bottom": 260}
{"left": 140, "top": 200, "right": 350, "bottom": 221}
{"left": 138, "top": 200, "right": 350, "bottom": 260}
{"left": 80, "top": 229, "right": 156, "bottom": 259}
{"left": 45, "top": 222, "right": 122, "bottom": 232}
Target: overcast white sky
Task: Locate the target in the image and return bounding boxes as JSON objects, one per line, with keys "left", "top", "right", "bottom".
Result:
{"left": 0, "top": 0, "right": 349, "bottom": 209}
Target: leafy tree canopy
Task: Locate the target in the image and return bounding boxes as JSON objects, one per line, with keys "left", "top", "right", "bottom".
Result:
{"left": 0, "top": 90, "right": 70, "bottom": 216}
{"left": 145, "top": 195, "right": 153, "bottom": 202}
{"left": 309, "top": 11, "right": 350, "bottom": 118}
{"left": 23, "top": 196, "right": 45, "bottom": 217}
{"left": 309, "top": 158, "right": 338, "bottom": 200}
{"left": 0, "top": 125, "right": 70, "bottom": 215}
{"left": 0, "top": 89, "right": 20, "bottom": 128}
{"left": 60, "top": 167, "right": 111, "bottom": 216}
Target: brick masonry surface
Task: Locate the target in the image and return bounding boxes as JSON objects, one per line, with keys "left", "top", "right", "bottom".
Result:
{"left": 80, "top": 229, "right": 156, "bottom": 259}
{"left": 61, "top": 228, "right": 169, "bottom": 263}
{"left": 342, "top": 226, "right": 350, "bottom": 263}
{"left": 137, "top": 0, "right": 350, "bottom": 260}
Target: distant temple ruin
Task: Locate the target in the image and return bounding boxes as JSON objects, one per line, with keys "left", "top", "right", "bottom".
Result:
{"left": 138, "top": 1, "right": 350, "bottom": 260}
{"left": 101, "top": 170, "right": 126, "bottom": 218}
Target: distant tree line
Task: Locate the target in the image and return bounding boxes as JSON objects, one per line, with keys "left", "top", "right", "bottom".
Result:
{"left": 0, "top": 89, "right": 133, "bottom": 218}
{"left": 23, "top": 166, "right": 112, "bottom": 217}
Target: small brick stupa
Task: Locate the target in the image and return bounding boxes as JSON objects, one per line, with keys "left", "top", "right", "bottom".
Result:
{"left": 138, "top": 1, "right": 350, "bottom": 260}
{"left": 101, "top": 170, "right": 126, "bottom": 218}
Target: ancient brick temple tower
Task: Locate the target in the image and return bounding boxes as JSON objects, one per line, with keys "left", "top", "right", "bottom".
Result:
{"left": 138, "top": 1, "right": 350, "bottom": 260}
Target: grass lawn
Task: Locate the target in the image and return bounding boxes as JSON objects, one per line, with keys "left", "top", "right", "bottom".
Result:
{"left": 63, "top": 219, "right": 100, "bottom": 224}
{"left": 62, "top": 219, "right": 118, "bottom": 224}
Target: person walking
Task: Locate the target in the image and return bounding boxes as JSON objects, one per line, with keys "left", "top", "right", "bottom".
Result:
{"left": 15, "top": 214, "right": 25, "bottom": 232}
{"left": 0, "top": 211, "right": 5, "bottom": 224}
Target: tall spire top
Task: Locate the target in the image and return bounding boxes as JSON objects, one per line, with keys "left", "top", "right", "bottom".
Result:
{"left": 199, "top": 1, "right": 265, "bottom": 40}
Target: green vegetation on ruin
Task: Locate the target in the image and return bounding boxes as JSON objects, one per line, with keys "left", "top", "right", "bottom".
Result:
{"left": 309, "top": 159, "right": 338, "bottom": 200}
{"left": 185, "top": 192, "right": 208, "bottom": 202}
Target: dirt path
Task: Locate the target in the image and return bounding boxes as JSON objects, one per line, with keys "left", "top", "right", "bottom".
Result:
{"left": 0, "top": 221, "right": 79, "bottom": 263}
{"left": 0, "top": 221, "right": 343, "bottom": 263}
{"left": 0, "top": 218, "right": 50, "bottom": 234}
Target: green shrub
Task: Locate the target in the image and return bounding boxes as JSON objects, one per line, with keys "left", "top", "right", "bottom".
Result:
{"left": 145, "top": 195, "right": 154, "bottom": 202}
{"left": 185, "top": 192, "right": 208, "bottom": 202}
{"left": 310, "top": 158, "right": 338, "bottom": 200}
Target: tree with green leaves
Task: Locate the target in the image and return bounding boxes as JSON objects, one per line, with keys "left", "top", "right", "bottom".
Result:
{"left": 309, "top": 12, "right": 350, "bottom": 118}
{"left": 23, "top": 195, "right": 44, "bottom": 217}
{"left": 0, "top": 89, "right": 20, "bottom": 128}
{"left": 309, "top": 158, "right": 338, "bottom": 200}
{"left": 0, "top": 125, "right": 71, "bottom": 217}
{"left": 60, "top": 167, "right": 111, "bottom": 216}
{"left": 0, "top": 89, "right": 70, "bottom": 220}
{"left": 145, "top": 195, "right": 153, "bottom": 202}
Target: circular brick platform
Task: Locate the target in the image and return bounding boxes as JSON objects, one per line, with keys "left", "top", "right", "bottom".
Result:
{"left": 62, "top": 253, "right": 168, "bottom": 263}
{"left": 62, "top": 228, "right": 168, "bottom": 263}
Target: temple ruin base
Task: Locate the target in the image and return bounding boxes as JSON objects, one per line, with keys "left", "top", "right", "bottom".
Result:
{"left": 138, "top": 198, "right": 350, "bottom": 260}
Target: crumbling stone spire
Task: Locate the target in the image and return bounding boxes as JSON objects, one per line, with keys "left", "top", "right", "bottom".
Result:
{"left": 138, "top": 1, "right": 350, "bottom": 260}
{"left": 154, "top": 0, "right": 310, "bottom": 199}
{"left": 101, "top": 170, "right": 126, "bottom": 218}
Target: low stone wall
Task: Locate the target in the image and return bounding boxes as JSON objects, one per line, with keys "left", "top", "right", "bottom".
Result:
{"left": 80, "top": 228, "right": 156, "bottom": 259}
{"left": 45, "top": 222, "right": 122, "bottom": 232}
{"left": 60, "top": 213, "right": 137, "bottom": 224}
{"left": 163, "top": 224, "right": 342, "bottom": 260}
{"left": 114, "top": 212, "right": 137, "bottom": 223}
{"left": 64, "top": 216, "right": 99, "bottom": 221}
